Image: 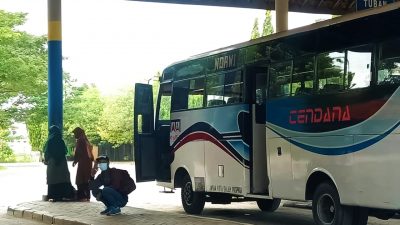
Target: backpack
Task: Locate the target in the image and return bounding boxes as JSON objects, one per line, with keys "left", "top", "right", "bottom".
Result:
{"left": 119, "top": 169, "right": 136, "bottom": 195}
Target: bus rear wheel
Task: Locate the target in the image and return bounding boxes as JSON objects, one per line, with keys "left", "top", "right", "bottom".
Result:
{"left": 312, "top": 182, "right": 355, "bottom": 225}
{"left": 256, "top": 198, "right": 281, "bottom": 212}
{"left": 181, "top": 174, "right": 205, "bottom": 214}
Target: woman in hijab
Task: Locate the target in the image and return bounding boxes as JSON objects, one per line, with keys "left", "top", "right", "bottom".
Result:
{"left": 72, "top": 127, "right": 94, "bottom": 201}
{"left": 44, "top": 125, "right": 75, "bottom": 201}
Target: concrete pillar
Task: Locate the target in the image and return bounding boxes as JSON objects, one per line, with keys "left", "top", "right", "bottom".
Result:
{"left": 275, "top": 0, "right": 289, "bottom": 32}
{"left": 47, "top": 0, "right": 63, "bottom": 130}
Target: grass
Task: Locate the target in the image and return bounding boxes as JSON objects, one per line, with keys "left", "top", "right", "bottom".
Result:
{"left": 0, "top": 166, "right": 6, "bottom": 171}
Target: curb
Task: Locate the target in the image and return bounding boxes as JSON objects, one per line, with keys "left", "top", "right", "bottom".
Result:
{"left": 7, "top": 206, "right": 90, "bottom": 225}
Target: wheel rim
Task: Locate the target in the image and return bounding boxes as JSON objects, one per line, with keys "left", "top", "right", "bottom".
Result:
{"left": 317, "top": 193, "right": 336, "bottom": 224}
{"left": 183, "top": 181, "right": 193, "bottom": 206}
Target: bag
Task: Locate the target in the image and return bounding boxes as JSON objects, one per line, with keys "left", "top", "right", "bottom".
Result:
{"left": 120, "top": 170, "right": 136, "bottom": 195}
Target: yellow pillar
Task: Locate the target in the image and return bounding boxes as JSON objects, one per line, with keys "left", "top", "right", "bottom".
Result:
{"left": 275, "top": 0, "right": 289, "bottom": 33}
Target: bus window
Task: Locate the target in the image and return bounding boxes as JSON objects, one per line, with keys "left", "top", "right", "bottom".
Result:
{"left": 291, "top": 56, "right": 314, "bottom": 96}
{"left": 347, "top": 45, "right": 372, "bottom": 89}
{"left": 224, "top": 70, "right": 243, "bottom": 104}
{"left": 171, "top": 80, "right": 189, "bottom": 111}
{"left": 188, "top": 77, "right": 205, "bottom": 109}
{"left": 268, "top": 61, "right": 292, "bottom": 98}
{"left": 206, "top": 74, "right": 225, "bottom": 107}
{"left": 158, "top": 83, "right": 171, "bottom": 120}
{"left": 378, "top": 38, "right": 400, "bottom": 85}
{"left": 317, "top": 51, "right": 345, "bottom": 94}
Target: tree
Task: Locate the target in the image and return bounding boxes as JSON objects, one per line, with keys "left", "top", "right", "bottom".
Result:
{"left": 250, "top": 18, "right": 260, "bottom": 39}
{"left": 0, "top": 128, "right": 15, "bottom": 162}
{"left": 26, "top": 73, "right": 76, "bottom": 152}
{"left": 97, "top": 89, "right": 134, "bottom": 147}
{"left": 63, "top": 84, "right": 104, "bottom": 148}
{"left": 251, "top": 10, "right": 274, "bottom": 40}
{"left": 0, "top": 10, "right": 47, "bottom": 127}
{"left": 262, "top": 11, "right": 274, "bottom": 36}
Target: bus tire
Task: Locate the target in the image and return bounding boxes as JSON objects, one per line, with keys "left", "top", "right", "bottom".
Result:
{"left": 256, "top": 198, "right": 281, "bottom": 212}
{"left": 181, "top": 174, "right": 205, "bottom": 214}
{"left": 351, "top": 207, "right": 368, "bottom": 225}
{"left": 312, "top": 182, "right": 353, "bottom": 225}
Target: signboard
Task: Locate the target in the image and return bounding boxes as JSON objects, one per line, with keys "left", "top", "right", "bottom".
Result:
{"left": 356, "top": 0, "right": 395, "bottom": 11}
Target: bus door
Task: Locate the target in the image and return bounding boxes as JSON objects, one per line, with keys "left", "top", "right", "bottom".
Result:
{"left": 246, "top": 66, "right": 269, "bottom": 195}
{"left": 134, "top": 82, "right": 172, "bottom": 182}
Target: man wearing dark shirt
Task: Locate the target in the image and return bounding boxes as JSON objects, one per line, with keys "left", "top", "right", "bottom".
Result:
{"left": 89, "top": 155, "right": 135, "bottom": 216}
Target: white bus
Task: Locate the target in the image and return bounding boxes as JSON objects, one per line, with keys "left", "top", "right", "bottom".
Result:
{"left": 134, "top": 3, "right": 400, "bottom": 225}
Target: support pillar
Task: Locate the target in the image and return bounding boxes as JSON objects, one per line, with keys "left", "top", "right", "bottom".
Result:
{"left": 275, "top": 0, "right": 289, "bottom": 32}
{"left": 47, "top": 0, "right": 63, "bottom": 130}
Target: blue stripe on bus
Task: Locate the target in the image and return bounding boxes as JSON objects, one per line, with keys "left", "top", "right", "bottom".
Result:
{"left": 268, "top": 121, "right": 400, "bottom": 155}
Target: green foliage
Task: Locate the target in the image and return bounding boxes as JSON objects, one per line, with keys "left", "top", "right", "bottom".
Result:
{"left": 64, "top": 84, "right": 104, "bottom": 147}
{"left": 251, "top": 10, "right": 274, "bottom": 40}
{"left": 0, "top": 10, "right": 47, "bottom": 128}
{"left": 27, "top": 122, "right": 47, "bottom": 151}
{"left": 15, "top": 154, "right": 32, "bottom": 162}
{"left": 0, "top": 142, "right": 16, "bottom": 162}
{"left": 262, "top": 11, "right": 274, "bottom": 36}
{"left": 251, "top": 18, "right": 260, "bottom": 39}
{"left": 0, "top": 128, "right": 15, "bottom": 162}
{"left": 26, "top": 91, "right": 48, "bottom": 152}
{"left": 98, "top": 88, "right": 134, "bottom": 147}
{"left": 0, "top": 9, "right": 47, "bottom": 152}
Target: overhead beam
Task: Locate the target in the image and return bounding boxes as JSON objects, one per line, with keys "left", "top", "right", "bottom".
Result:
{"left": 128, "top": 0, "right": 356, "bottom": 15}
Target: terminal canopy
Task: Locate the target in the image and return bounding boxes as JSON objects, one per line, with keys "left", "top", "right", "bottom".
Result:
{"left": 129, "top": 0, "right": 357, "bottom": 15}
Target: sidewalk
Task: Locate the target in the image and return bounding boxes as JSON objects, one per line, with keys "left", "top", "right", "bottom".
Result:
{"left": 6, "top": 201, "right": 249, "bottom": 225}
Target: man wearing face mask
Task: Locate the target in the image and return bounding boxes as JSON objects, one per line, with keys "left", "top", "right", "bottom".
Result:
{"left": 89, "top": 155, "right": 136, "bottom": 216}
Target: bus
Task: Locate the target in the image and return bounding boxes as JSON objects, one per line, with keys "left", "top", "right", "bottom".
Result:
{"left": 134, "top": 3, "right": 400, "bottom": 225}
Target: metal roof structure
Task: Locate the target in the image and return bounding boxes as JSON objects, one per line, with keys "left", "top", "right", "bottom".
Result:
{"left": 129, "top": 0, "right": 359, "bottom": 15}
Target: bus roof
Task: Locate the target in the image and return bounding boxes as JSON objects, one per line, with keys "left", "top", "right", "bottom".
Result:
{"left": 165, "top": 2, "right": 400, "bottom": 70}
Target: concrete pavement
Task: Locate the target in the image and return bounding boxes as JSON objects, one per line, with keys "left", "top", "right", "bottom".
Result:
{"left": 5, "top": 201, "right": 249, "bottom": 225}
{"left": 0, "top": 207, "right": 46, "bottom": 225}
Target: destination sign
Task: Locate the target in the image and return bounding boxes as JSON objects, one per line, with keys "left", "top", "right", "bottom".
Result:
{"left": 214, "top": 53, "right": 237, "bottom": 71}
{"left": 356, "top": 0, "right": 394, "bottom": 11}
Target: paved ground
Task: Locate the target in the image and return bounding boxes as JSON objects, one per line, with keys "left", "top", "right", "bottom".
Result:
{"left": 1, "top": 163, "right": 399, "bottom": 225}
{"left": 6, "top": 201, "right": 248, "bottom": 225}
{"left": 0, "top": 210, "right": 46, "bottom": 225}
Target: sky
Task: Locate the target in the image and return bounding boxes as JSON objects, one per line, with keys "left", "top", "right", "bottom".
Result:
{"left": 0, "top": 0, "right": 331, "bottom": 95}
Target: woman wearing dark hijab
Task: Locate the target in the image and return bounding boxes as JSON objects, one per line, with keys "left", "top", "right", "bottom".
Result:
{"left": 43, "top": 125, "right": 75, "bottom": 201}
{"left": 72, "top": 127, "right": 93, "bottom": 201}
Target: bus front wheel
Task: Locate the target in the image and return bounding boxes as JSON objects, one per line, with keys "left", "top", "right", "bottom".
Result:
{"left": 181, "top": 174, "right": 205, "bottom": 214}
{"left": 256, "top": 198, "right": 281, "bottom": 212}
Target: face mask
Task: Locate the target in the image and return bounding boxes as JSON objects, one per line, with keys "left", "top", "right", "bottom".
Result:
{"left": 98, "top": 163, "right": 108, "bottom": 171}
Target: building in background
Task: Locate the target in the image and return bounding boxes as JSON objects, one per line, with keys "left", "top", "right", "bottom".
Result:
{"left": 8, "top": 122, "right": 40, "bottom": 162}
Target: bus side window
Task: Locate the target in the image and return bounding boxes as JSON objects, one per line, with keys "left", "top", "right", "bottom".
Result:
{"left": 158, "top": 83, "right": 172, "bottom": 120}
{"left": 206, "top": 74, "right": 224, "bottom": 107}
{"left": 171, "top": 80, "right": 189, "bottom": 111}
{"left": 188, "top": 77, "right": 205, "bottom": 109}
{"left": 347, "top": 45, "right": 372, "bottom": 89}
{"left": 224, "top": 70, "right": 243, "bottom": 104}
{"left": 378, "top": 38, "right": 400, "bottom": 85}
{"left": 291, "top": 56, "right": 314, "bottom": 96}
{"left": 268, "top": 61, "right": 292, "bottom": 98}
{"left": 316, "top": 51, "right": 345, "bottom": 94}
